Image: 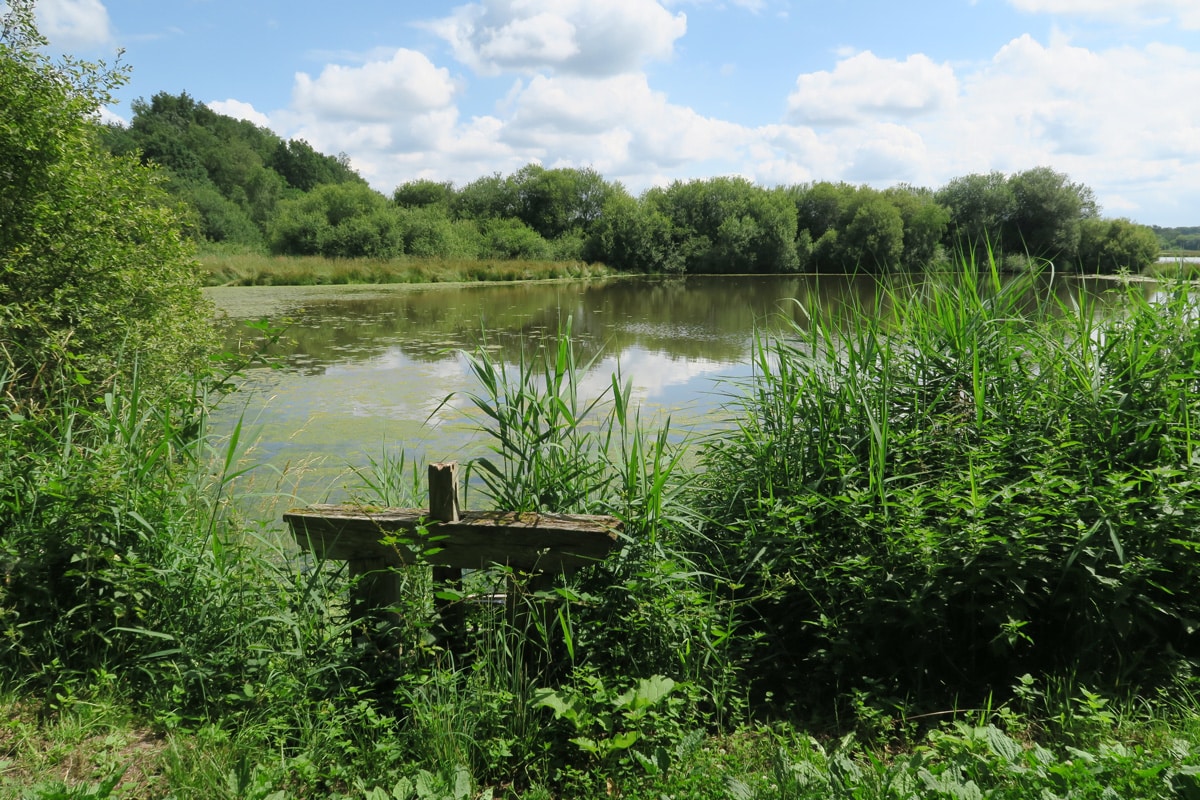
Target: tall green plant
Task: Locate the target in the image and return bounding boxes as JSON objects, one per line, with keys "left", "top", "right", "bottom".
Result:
{"left": 701, "top": 257, "right": 1200, "bottom": 715}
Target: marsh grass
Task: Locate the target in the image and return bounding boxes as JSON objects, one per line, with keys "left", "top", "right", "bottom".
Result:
{"left": 199, "top": 251, "right": 612, "bottom": 288}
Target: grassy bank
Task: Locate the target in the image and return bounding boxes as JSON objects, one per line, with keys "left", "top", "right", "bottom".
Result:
{"left": 199, "top": 248, "right": 612, "bottom": 287}
{"left": 6, "top": 260, "right": 1200, "bottom": 797}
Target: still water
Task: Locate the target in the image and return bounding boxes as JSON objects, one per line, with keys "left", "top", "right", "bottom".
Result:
{"left": 205, "top": 273, "right": 1132, "bottom": 507}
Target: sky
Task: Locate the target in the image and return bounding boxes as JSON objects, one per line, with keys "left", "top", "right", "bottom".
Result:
{"left": 26, "top": 0, "right": 1200, "bottom": 226}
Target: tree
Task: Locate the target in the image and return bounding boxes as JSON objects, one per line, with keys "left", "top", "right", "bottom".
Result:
{"left": 884, "top": 184, "right": 950, "bottom": 270}
{"left": 840, "top": 195, "right": 905, "bottom": 272}
{"left": 394, "top": 179, "right": 455, "bottom": 211}
{"left": 268, "top": 182, "right": 401, "bottom": 257}
{"left": 1078, "top": 218, "right": 1160, "bottom": 274}
{"left": 936, "top": 171, "right": 1015, "bottom": 259}
{"left": 1004, "top": 166, "right": 1095, "bottom": 264}
{"left": 648, "top": 177, "right": 799, "bottom": 273}
{"left": 269, "top": 138, "right": 361, "bottom": 192}
{"left": 452, "top": 172, "right": 517, "bottom": 221}
{"left": 509, "top": 163, "right": 617, "bottom": 241}
{"left": 789, "top": 182, "right": 855, "bottom": 272}
{"left": 586, "top": 191, "right": 685, "bottom": 273}
{"left": 0, "top": 1, "right": 213, "bottom": 405}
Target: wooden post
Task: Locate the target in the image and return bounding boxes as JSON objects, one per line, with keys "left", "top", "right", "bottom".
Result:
{"left": 429, "top": 462, "right": 465, "bottom": 652}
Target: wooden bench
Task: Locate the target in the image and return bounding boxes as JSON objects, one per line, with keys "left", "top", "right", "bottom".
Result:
{"left": 282, "top": 462, "right": 622, "bottom": 649}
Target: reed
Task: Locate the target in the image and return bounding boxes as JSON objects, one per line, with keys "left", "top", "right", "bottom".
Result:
{"left": 700, "top": 254, "right": 1200, "bottom": 715}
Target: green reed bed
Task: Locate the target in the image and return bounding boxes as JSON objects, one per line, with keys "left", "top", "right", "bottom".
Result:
{"left": 199, "top": 251, "right": 612, "bottom": 287}
{"left": 7, "top": 261, "right": 1200, "bottom": 798}
{"left": 700, "top": 259, "right": 1200, "bottom": 717}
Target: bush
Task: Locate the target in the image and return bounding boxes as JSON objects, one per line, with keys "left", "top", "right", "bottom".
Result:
{"left": 479, "top": 218, "right": 553, "bottom": 260}
{"left": 0, "top": 4, "right": 214, "bottom": 407}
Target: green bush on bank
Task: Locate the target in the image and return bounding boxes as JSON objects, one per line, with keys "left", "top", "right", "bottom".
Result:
{"left": 0, "top": 6, "right": 213, "bottom": 410}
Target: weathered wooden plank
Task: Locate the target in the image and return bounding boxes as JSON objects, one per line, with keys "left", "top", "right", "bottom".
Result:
{"left": 284, "top": 504, "right": 622, "bottom": 572}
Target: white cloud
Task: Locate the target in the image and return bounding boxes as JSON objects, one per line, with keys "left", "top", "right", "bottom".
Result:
{"left": 96, "top": 104, "right": 125, "bottom": 126}
{"left": 207, "top": 99, "right": 271, "bottom": 128}
{"left": 500, "top": 73, "right": 749, "bottom": 174}
{"left": 36, "top": 0, "right": 112, "bottom": 49}
{"left": 292, "top": 49, "right": 457, "bottom": 122}
{"left": 787, "top": 51, "right": 958, "bottom": 125}
{"left": 1007, "top": 0, "right": 1200, "bottom": 29}
{"left": 430, "top": 0, "right": 687, "bottom": 76}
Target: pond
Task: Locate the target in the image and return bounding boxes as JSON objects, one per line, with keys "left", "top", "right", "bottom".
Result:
{"left": 206, "top": 273, "right": 1137, "bottom": 511}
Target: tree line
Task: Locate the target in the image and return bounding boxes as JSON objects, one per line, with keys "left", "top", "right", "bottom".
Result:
{"left": 102, "top": 91, "right": 1163, "bottom": 274}
{"left": 1153, "top": 226, "right": 1200, "bottom": 252}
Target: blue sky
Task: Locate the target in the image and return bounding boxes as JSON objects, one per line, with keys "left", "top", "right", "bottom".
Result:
{"left": 31, "top": 0, "right": 1200, "bottom": 226}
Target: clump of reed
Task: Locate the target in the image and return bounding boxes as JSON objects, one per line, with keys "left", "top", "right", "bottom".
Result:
{"left": 699, "top": 254, "right": 1200, "bottom": 716}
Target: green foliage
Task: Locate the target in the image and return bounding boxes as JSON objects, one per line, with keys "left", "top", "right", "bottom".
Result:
{"left": 267, "top": 182, "right": 400, "bottom": 257}
{"left": 700, "top": 259, "right": 1200, "bottom": 714}
{"left": 788, "top": 182, "right": 945, "bottom": 273}
{"left": 936, "top": 171, "right": 1016, "bottom": 257}
{"left": 641, "top": 177, "right": 801, "bottom": 274}
{"left": 393, "top": 179, "right": 455, "bottom": 211}
{"left": 1004, "top": 166, "right": 1097, "bottom": 263}
{"left": 451, "top": 172, "right": 518, "bottom": 221}
{"left": 533, "top": 670, "right": 690, "bottom": 784}
{"left": 1154, "top": 225, "right": 1200, "bottom": 252}
{"left": 1079, "top": 217, "right": 1161, "bottom": 273}
{"left": 477, "top": 217, "right": 552, "bottom": 261}
{"left": 586, "top": 191, "right": 684, "bottom": 273}
{"left": 840, "top": 195, "right": 905, "bottom": 272}
{"left": 111, "top": 92, "right": 363, "bottom": 246}
{"left": 0, "top": 4, "right": 214, "bottom": 406}
{"left": 884, "top": 184, "right": 951, "bottom": 270}
{"left": 268, "top": 137, "right": 357, "bottom": 192}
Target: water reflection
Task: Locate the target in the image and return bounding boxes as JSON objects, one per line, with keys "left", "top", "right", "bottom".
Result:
{"left": 206, "top": 273, "right": 1147, "bottom": 509}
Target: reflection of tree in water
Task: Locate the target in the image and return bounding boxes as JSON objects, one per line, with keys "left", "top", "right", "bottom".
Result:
{"left": 214, "top": 274, "right": 1139, "bottom": 378}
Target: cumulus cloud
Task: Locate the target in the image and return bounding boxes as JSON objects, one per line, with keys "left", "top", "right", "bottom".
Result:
{"left": 1007, "top": 0, "right": 1200, "bottom": 29}
{"left": 499, "top": 73, "right": 748, "bottom": 175}
{"left": 787, "top": 51, "right": 958, "bottom": 125}
{"left": 207, "top": 99, "right": 271, "bottom": 128}
{"left": 429, "top": 0, "right": 687, "bottom": 76}
{"left": 292, "top": 49, "right": 457, "bottom": 122}
{"left": 36, "top": 0, "right": 112, "bottom": 49}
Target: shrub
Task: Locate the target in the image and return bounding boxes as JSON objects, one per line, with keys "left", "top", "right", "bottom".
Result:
{"left": 0, "top": 4, "right": 214, "bottom": 407}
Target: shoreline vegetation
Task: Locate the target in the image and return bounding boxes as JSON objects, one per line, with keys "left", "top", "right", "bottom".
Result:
{"left": 10, "top": 3, "right": 1200, "bottom": 797}
{"left": 199, "top": 248, "right": 614, "bottom": 287}
{"left": 12, "top": 260, "right": 1200, "bottom": 799}
{"left": 198, "top": 247, "right": 1200, "bottom": 289}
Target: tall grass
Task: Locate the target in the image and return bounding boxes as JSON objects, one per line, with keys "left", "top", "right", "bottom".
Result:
{"left": 700, "top": 255, "right": 1200, "bottom": 715}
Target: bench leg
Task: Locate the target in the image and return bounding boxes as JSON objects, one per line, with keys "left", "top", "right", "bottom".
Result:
{"left": 349, "top": 557, "right": 401, "bottom": 647}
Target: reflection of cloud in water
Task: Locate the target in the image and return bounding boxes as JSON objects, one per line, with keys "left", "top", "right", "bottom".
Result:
{"left": 581, "top": 348, "right": 733, "bottom": 403}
